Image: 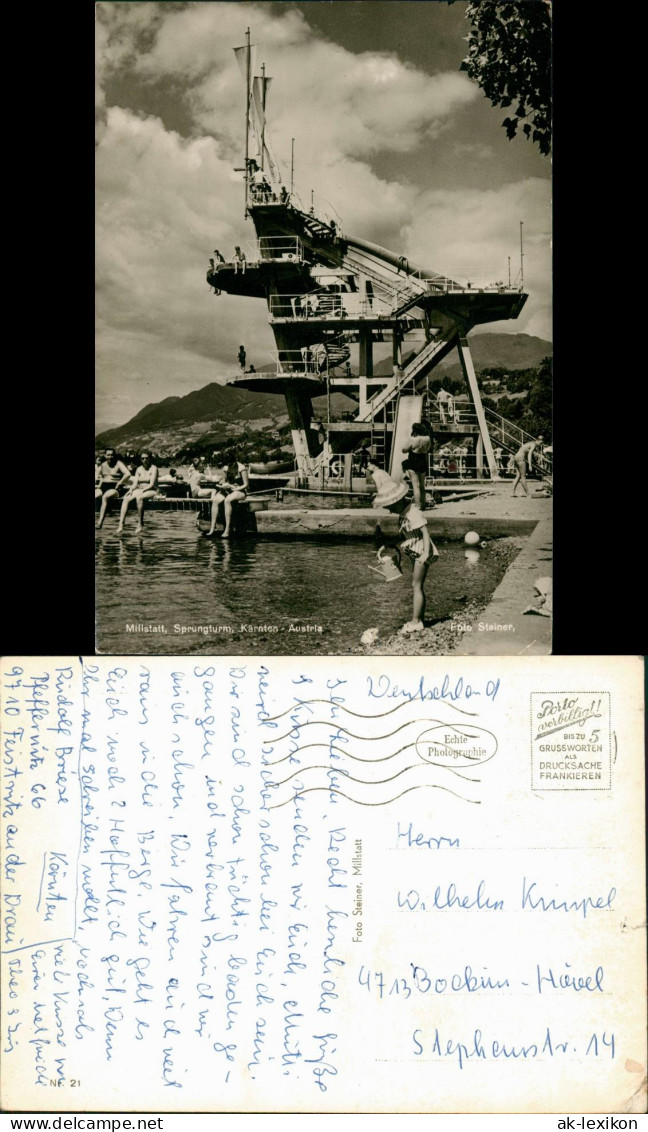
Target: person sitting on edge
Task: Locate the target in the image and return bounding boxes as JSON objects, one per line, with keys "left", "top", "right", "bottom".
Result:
{"left": 213, "top": 249, "right": 226, "bottom": 263}
{"left": 370, "top": 465, "right": 439, "bottom": 635}
{"left": 121, "top": 454, "right": 139, "bottom": 488}
{"left": 187, "top": 456, "right": 226, "bottom": 537}
{"left": 116, "top": 452, "right": 159, "bottom": 534}
{"left": 401, "top": 421, "right": 433, "bottom": 509}
{"left": 512, "top": 436, "right": 544, "bottom": 498}
{"left": 207, "top": 258, "right": 220, "bottom": 295}
{"left": 220, "top": 452, "right": 250, "bottom": 539}
{"left": 233, "top": 246, "right": 246, "bottom": 273}
{"left": 96, "top": 447, "right": 130, "bottom": 528}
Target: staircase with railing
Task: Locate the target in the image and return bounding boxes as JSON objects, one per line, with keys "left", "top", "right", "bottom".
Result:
{"left": 356, "top": 326, "right": 459, "bottom": 423}
{"left": 484, "top": 407, "right": 552, "bottom": 473}
{"left": 340, "top": 245, "right": 426, "bottom": 308}
{"left": 287, "top": 205, "right": 339, "bottom": 245}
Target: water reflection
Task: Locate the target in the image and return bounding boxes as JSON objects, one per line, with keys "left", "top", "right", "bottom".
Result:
{"left": 96, "top": 513, "right": 511, "bottom": 655}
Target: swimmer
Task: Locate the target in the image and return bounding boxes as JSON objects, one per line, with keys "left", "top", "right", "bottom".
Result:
{"left": 512, "top": 436, "right": 543, "bottom": 497}
{"left": 96, "top": 448, "right": 130, "bottom": 528}
{"left": 221, "top": 452, "right": 250, "bottom": 538}
{"left": 188, "top": 456, "right": 227, "bottom": 536}
{"left": 117, "top": 452, "right": 159, "bottom": 534}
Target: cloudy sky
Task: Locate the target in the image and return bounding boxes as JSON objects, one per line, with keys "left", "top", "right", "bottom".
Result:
{"left": 96, "top": 0, "right": 552, "bottom": 432}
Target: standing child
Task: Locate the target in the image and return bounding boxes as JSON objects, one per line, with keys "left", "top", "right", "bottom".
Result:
{"left": 370, "top": 467, "right": 439, "bottom": 634}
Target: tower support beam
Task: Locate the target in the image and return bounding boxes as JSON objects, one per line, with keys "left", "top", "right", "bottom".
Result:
{"left": 456, "top": 332, "right": 498, "bottom": 479}
{"left": 358, "top": 326, "right": 373, "bottom": 415}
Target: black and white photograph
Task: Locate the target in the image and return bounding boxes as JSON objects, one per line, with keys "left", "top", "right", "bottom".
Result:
{"left": 95, "top": 0, "right": 552, "bottom": 657}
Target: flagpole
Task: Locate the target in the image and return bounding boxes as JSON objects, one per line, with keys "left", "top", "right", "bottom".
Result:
{"left": 260, "top": 62, "right": 266, "bottom": 173}
{"left": 244, "top": 26, "right": 251, "bottom": 216}
{"left": 291, "top": 138, "right": 295, "bottom": 195}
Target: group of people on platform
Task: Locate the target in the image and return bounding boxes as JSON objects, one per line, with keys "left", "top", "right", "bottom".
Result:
{"left": 95, "top": 449, "right": 251, "bottom": 538}
{"left": 186, "top": 455, "right": 250, "bottom": 538}
{"left": 95, "top": 449, "right": 159, "bottom": 534}
{"left": 354, "top": 419, "right": 547, "bottom": 504}
{"left": 96, "top": 419, "right": 546, "bottom": 546}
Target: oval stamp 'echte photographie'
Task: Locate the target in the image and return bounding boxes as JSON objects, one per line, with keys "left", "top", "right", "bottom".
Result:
{"left": 416, "top": 723, "right": 498, "bottom": 769}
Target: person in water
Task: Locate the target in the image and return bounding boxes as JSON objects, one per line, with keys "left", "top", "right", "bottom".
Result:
{"left": 371, "top": 466, "right": 439, "bottom": 634}
{"left": 96, "top": 447, "right": 130, "bottom": 528}
{"left": 401, "top": 421, "right": 433, "bottom": 508}
{"left": 117, "top": 452, "right": 159, "bottom": 534}
{"left": 512, "top": 436, "right": 543, "bottom": 497}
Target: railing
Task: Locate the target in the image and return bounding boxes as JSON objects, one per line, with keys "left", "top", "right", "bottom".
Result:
{"left": 268, "top": 292, "right": 398, "bottom": 321}
{"left": 342, "top": 246, "right": 427, "bottom": 303}
{"left": 341, "top": 242, "right": 525, "bottom": 302}
{"left": 426, "top": 401, "right": 477, "bottom": 427}
{"left": 248, "top": 179, "right": 290, "bottom": 206}
{"left": 247, "top": 176, "right": 344, "bottom": 236}
{"left": 258, "top": 236, "right": 303, "bottom": 260}
{"left": 424, "top": 272, "right": 523, "bottom": 294}
{"left": 356, "top": 330, "right": 457, "bottom": 423}
{"left": 287, "top": 183, "right": 344, "bottom": 234}
{"left": 275, "top": 349, "right": 328, "bottom": 377}
{"left": 483, "top": 407, "right": 551, "bottom": 471}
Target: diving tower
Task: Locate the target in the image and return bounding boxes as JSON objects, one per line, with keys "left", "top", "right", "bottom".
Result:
{"left": 207, "top": 30, "right": 533, "bottom": 485}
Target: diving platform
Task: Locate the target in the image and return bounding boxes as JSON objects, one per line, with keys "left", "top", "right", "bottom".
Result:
{"left": 206, "top": 36, "right": 536, "bottom": 485}
{"left": 228, "top": 370, "right": 327, "bottom": 395}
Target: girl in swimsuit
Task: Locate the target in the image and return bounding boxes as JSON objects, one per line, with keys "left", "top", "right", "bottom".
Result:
{"left": 220, "top": 453, "right": 250, "bottom": 538}
{"left": 117, "top": 452, "right": 159, "bottom": 534}
{"left": 371, "top": 468, "right": 439, "bottom": 633}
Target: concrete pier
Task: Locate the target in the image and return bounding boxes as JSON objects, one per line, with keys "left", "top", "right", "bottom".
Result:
{"left": 253, "top": 508, "right": 538, "bottom": 540}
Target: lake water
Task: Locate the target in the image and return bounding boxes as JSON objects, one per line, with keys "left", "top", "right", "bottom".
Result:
{"left": 95, "top": 512, "right": 516, "bottom": 655}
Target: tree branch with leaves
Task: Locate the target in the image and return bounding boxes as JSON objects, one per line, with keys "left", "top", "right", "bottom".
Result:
{"left": 457, "top": 0, "right": 552, "bottom": 155}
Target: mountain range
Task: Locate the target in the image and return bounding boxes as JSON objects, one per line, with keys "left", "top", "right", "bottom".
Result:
{"left": 96, "top": 333, "right": 551, "bottom": 456}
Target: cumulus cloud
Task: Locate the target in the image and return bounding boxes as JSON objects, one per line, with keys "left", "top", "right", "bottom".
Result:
{"left": 95, "top": 2, "right": 551, "bottom": 426}
{"left": 96, "top": 106, "right": 276, "bottom": 409}
{"left": 405, "top": 178, "right": 552, "bottom": 336}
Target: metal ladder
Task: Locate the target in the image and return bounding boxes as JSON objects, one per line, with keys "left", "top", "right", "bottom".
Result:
{"left": 370, "top": 399, "right": 396, "bottom": 469}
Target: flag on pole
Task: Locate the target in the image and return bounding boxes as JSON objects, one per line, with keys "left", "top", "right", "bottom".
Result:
{"left": 251, "top": 75, "right": 281, "bottom": 182}
{"left": 233, "top": 43, "right": 256, "bottom": 81}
